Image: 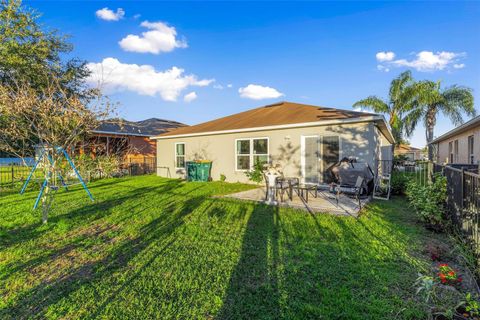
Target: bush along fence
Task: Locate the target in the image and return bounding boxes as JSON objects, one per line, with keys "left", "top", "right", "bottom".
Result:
{"left": 399, "top": 161, "right": 480, "bottom": 318}
{"left": 0, "top": 156, "right": 157, "bottom": 193}
{"left": 408, "top": 161, "right": 480, "bottom": 260}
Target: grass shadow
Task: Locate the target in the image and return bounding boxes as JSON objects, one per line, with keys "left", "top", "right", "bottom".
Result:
{"left": 217, "top": 204, "right": 281, "bottom": 319}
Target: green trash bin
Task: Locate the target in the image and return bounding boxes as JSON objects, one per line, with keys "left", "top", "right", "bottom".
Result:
{"left": 186, "top": 161, "right": 212, "bottom": 181}
{"left": 196, "top": 162, "right": 212, "bottom": 182}
{"left": 186, "top": 161, "right": 197, "bottom": 181}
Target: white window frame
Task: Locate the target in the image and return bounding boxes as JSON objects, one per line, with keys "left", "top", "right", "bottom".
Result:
{"left": 468, "top": 135, "right": 474, "bottom": 164}
{"left": 234, "top": 137, "right": 270, "bottom": 172}
{"left": 175, "top": 142, "right": 186, "bottom": 169}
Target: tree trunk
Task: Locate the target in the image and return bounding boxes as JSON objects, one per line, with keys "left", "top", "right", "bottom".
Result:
{"left": 41, "top": 185, "right": 50, "bottom": 224}
{"left": 425, "top": 107, "right": 436, "bottom": 161}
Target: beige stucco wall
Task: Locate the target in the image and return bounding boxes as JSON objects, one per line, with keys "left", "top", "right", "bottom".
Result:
{"left": 374, "top": 125, "right": 393, "bottom": 162}
{"left": 156, "top": 121, "right": 391, "bottom": 183}
{"left": 435, "top": 126, "right": 480, "bottom": 164}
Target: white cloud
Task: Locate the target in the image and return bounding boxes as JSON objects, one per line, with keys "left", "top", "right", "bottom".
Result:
{"left": 227, "top": 84, "right": 233, "bottom": 88}
{"left": 96, "top": 8, "right": 125, "bottom": 21}
{"left": 393, "top": 51, "right": 465, "bottom": 71}
{"left": 377, "top": 65, "right": 390, "bottom": 72}
{"left": 238, "top": 84, "right": 284, "bottom": 100}
{"left": 353, "top": 107, "right": 376, "bottom": 114}
{"left": 86, "top": 58, "right": 214, "bottom": 101}
{"left": 184, "top": 92, "right": 197, "bottom": 103}
{"left": 376, "top": 51, "right": 466, "bottom": 72}
{"left": 133, "top": 14, "right": 141, "bottom": 20}
{"left": 376, "top": 51, "right": 395, "bottom": 62}
{"left": 213, "top": 84, "right": 224, "bottom": 90}
{"left": 119, "top": 21, "right": 187, "bottom": 54}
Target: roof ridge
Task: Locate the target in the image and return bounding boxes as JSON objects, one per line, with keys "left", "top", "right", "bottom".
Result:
{"left": 154, "top": 101, "right": 386, "bottom": 139}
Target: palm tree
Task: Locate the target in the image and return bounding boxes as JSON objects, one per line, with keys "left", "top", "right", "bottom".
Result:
{"left": 353, "top": 71, "right": 416, "bottom": 145}
{"left": 403, "top": 80, "right": 475, "bottom": 160}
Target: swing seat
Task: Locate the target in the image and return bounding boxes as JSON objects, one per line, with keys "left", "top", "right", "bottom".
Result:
{"left": 50, "top": 185, "right": 60, "bottom": 191}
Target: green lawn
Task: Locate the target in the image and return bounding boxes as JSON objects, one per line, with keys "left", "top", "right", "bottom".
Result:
{"left": 0, "top": 175, "right": 436, "bottom": 319}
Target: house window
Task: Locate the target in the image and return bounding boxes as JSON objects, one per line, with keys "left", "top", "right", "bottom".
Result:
{"left": 468, "top": 135, "right": 474, "bottom": 164}
{"left": 175, "top": 143, "right": 185, "bottom": 168}
{"left": 454, "top": 140, "right": 459, "bottom": 163}
{"left": 449, "top": 141, "right": 453, "bottom": 163}
{"left": 236, "top": 139, "right": 250, "bottom": 170}
{"left": 236, "top": 138, "right": 269, "bottom": 171}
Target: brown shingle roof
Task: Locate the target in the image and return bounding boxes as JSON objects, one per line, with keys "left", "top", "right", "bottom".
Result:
{"left": 156, "top": 101, "right": 377, "bottom": 138}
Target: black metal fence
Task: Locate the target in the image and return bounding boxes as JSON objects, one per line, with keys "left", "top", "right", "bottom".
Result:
{"left": 417, "top": 162, "right": 480, "bottom": 258}
{"left": 0, "top": 165, "right": 34, "bottom": 189}
{"left": 121, "top": 157, "right": 156, "bottom": 176}
{"left": 0, "top": 157, "right": 157, "bottom": 193}
{"left": 440, "top": 165, "right": 480, "bottom": 256}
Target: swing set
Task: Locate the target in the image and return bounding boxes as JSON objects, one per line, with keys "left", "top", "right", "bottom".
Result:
{"left": 20, "top": 146, "right": 94, "bottom": 209}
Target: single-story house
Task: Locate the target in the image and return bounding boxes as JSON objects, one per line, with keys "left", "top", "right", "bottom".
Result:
{"left": 152, "top": 102, "right": 394, "bottom": 184}
{"left": 431, "top": 115, "right": 479, "bottom": 165}
{"left": 394, "top": 144, "right": 425, "bottom": 161}
{"left": 81, "top": 118, "right": 186, "bottom": 163}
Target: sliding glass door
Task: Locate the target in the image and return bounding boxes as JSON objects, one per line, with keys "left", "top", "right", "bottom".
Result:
{"left": 321, "top": 136, "right": 340, "bottom": 182}
{"left": 303, "top": 136, "right": 320, "bottom": 184}
{"left": 302, "top": 135, "right": 340, "bottom": 184}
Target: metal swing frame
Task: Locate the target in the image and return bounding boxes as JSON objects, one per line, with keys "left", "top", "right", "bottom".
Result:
{"left": 20, "top": 146, "right": 94, "bottom": 209}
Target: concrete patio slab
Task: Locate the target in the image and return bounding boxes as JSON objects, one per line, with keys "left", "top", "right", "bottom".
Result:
{"left": 222, "top": 187, "right": 369, "bottom": 217}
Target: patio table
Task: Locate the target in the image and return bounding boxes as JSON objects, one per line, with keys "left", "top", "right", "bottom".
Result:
{"left": 296, "top": 184, "right": 318, "bottom": 203}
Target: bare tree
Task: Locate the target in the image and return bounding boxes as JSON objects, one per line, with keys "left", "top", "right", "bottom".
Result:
{"left": 0, "top": 75, "right": 112, "bottom": 222}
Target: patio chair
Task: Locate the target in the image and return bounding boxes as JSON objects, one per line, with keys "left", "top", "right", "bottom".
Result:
{"left": 262, "top": 173, "right": 298, "bottom": 202}
{"left": 330, "top": 175, "right": 365, "bottom": 209}
{"left": 276, "top": 177, "right": 299, "bottom": 202}
{"left": 353, "top": 176, "right": 365, "bottom": 209}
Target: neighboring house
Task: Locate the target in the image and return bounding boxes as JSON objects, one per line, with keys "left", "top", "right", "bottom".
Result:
{"left": 394, "top": 144, "right": 424, "bottom": 161}
{"left": 152, "top": 101, "right": 394, "bottom": 183}
{"left": 431, "top": 115, "right": 480, "bottom": 165}
{"left": 83, "top": 118, "right": 186, "bottom": 162}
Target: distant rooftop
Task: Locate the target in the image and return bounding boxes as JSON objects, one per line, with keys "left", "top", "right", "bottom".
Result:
{"left": 395, "top": 144, "right": 421, "bottom": 152}
{"left": 430, "top": 115, "right": 480, "bottom": 144}
{"left": 94, "top": 118, "right": 187, "bottom": 137}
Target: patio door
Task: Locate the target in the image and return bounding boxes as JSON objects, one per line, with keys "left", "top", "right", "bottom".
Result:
{"left": 302, "top": 136, "right": 320, "bottom": 184}
{"left": 321, "top": 136, "right": 340, "bottom": 182}
{"left": 302, "top": 135, "right": 340, "bottom": 184}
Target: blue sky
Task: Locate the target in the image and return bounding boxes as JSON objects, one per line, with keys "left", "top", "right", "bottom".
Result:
{"left": 28, "top": 1, "right": 480, "bottom": 147}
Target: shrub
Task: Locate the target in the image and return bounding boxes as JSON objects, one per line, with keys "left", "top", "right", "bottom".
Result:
{"left": 245, "top": 161, "right": 264, "bottom": 184}
{"left": 62, "top": 154, "right": 123, "bottom": 180}
{"left": 463, "top": 293, "right": 480, "bottom": 317}
{"left": 219, "top": 174, "right": 226, "bottom": 182}
{"left": 394, "top": 154, "right": 410, "bottom": 162}
{"left": 437, "top": 263, "right": 462, "bottom": 286}
{"left": 391, "top": 172, "right": 409, "bottom": 195}
{"left": 406, "top": 174, "right": 447, "bottom": 229}
{"left": 96, "top": 155, "right": 121, "bottom": 177}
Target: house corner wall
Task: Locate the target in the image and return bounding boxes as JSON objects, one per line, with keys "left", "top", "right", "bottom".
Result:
{"left": 155, "top": 121, "right": 382, "bottom": 183}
